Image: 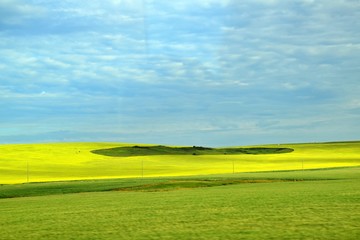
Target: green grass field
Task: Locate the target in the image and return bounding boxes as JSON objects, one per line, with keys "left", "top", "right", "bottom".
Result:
{"left": 0, "top": 167, "right": 359, "bottom": 239}
{"left": 0, "top": 141, "right": 359, "bottom": 239}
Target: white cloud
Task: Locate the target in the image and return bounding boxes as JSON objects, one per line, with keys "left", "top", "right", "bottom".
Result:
{"left": 0, "top": 88, "right": 61, "bottom": 99}
{"left": 43, "top": 58, "right": 70, "bottom": 69}
{"left": 0, "top": 0, "right": 45, "bottom": 25}
{"left": 346, "top": 99, "right": 360, "bottom": 110}
{"left": 184, "top": 0, "right": 231, "bottom": 8}
{"left": 110, "top": 0, "right": 143, "bottom": 8}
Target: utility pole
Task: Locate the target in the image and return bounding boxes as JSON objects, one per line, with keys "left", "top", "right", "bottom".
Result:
{"left": 232, "top": 159, "right": 235, "bottom": 174}
{"left": 26, "top": 159, "right": 29, "bottom": 183}
{"left": 141, "top": 159, "right": 144, "bottom": 178}
{"left": 302, "top": 158, "right": 304, "bottom": 171}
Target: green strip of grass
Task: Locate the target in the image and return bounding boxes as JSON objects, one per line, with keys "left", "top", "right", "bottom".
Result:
{"left": 1, "top": 166, "right": 355, "bottom": 199}
{"left": 113, "top": 179, "right": 307, "bottom": 192}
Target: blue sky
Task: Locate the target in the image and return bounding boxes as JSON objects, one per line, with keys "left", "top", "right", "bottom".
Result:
{"left": 0, "top": 0, "right": 359, "bottom": 146}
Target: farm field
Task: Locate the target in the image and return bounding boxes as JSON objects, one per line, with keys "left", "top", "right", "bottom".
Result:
{"left": 0, "top": 167, "right": 359, "bottom": 239}
{"left": 0, "top": 141, "right": 359, "bottom": 239}
{"left": 1, "top": 141, "right": 360, "bottom": 184}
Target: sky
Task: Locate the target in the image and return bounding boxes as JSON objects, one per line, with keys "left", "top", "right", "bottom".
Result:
{"left": 0, "top": 0, "right": 359, "bottom": 147}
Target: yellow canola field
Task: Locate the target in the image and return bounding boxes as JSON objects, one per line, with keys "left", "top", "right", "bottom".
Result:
{"left": 0, "top": 142, "right": 359, "bottom": 184}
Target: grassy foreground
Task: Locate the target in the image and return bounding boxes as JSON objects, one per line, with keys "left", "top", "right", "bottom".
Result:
{"left": 1, "top": 141, "right": 360, "bottom": 184}
{"left": 0, "top": 167, "right": 359, "bottom": 239}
